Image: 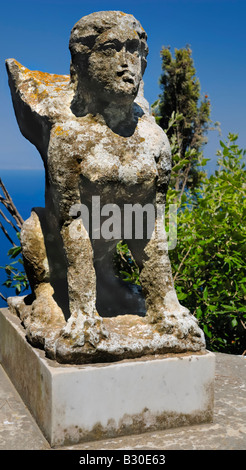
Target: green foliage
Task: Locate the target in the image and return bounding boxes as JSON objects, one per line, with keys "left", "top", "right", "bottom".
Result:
{"left": 158, "top": 45, "right": 211, "bottom": 153}
{"left": 0, "top": 233, "right": 29, "bottom": 297}
{"left": 169, "top": 134, "right": 246, "bottom": 353}
{"left": 115, "top": 132, "right": 246, "bottom": 354}
{"left": 152, "top": 45, "right": 219, "bottom": 195}
{"left": 164, "top": 111, "right": 210, "bottom": 205}
{"left": 113, "top": 123, "right": 246, "bottom": 354}
{"left": 114, "top": 242, "right": 140, "bottom": 285}
{"left": 150, "top": 43, "right": 244, "bottom": 352}
{"left": 0, "top": 177, "right": 27, "bottom": 300}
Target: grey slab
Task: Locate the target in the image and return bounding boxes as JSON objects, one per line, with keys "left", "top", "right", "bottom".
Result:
{"left": 0, "top": 365, "right": 49, "bottom": 450}
{"left": 0, "top": 352, "right": 245, "bottom": 450}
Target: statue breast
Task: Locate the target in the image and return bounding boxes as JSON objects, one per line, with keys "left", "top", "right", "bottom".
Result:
{"left": 47, "top": 114, "right": 162, "bottom": 189}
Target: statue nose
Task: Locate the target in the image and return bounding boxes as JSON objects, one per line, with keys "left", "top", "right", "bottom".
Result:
{"left": 119, "top": 46, "right": 129, "bottom": 67}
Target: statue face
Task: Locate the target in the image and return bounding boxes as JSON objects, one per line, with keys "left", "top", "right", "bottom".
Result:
{"left": 83, "top": 27, "right": 146, "bottom": 103}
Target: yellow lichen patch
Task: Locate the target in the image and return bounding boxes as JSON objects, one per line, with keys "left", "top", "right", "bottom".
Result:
{"left": 53, "top": 85, "right": 68, "bottom": 93}
{"left": 53, "top": 125, "right": 69, "bottom": 136}
{"left": 120, "top": 11, "right": 126, "bottom": 16}
{"left": 13, "top": 58, "right": 27, "bottom": 71}
{"left": 30, "top": 89, "right": 49, "bottom": 103}
{"left": 13, "top": 58, "right": 69, "bottom": 90}
{"left": 28, "top": 72, "right": 69, "bottom": 100}
{"left": 12, "top": 59, "right": 70, "bottom": 107}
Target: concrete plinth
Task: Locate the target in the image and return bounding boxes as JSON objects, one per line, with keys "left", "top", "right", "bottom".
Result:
{"left": 0, "top": 308, "right": 215, "bottom": 447}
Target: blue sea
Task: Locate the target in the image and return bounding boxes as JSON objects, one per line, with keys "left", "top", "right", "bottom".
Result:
{"left": 0, "top": 169, "right": 45, "bottom": 307}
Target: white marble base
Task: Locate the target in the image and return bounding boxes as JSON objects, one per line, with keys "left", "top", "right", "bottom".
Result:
{"left": 0, "top": 308, "right": 215, "bottom": 447}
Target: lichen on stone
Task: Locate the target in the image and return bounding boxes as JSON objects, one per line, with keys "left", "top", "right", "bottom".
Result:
{"left": 6, "top": 11, "right": 205, "bottom": 364}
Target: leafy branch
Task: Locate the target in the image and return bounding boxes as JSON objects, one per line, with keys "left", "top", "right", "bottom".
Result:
{"left": 0, "top": 178, "right": 28, "bottom": 299}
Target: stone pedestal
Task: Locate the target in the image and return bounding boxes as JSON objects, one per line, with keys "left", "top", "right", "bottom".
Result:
{"left": 0, "top": 308, "right": 215, "bottom": 447}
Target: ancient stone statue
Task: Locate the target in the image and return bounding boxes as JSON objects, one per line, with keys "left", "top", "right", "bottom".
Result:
{"left": 6, "top": 11, "right": 205, "bottom": 363}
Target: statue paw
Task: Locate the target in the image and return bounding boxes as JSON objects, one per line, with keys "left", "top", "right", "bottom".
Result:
{"left": 60, "top": 311, "right": 109, "bottom": 348}
{"left": 147, "top": 304, "right": 205, "bottom": 347}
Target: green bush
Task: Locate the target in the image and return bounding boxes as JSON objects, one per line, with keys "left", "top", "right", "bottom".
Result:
{"left": 168, "top": 134, "right": 246, "bottom": 353}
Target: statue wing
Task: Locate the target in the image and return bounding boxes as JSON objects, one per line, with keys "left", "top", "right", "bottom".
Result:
{"left": 5, "top": 59, "right": 70, "bottom": 158}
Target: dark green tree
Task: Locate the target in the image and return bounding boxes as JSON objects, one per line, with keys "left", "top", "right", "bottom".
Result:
{"left": 153, "top": 45, "right": 215, "bottom": 196}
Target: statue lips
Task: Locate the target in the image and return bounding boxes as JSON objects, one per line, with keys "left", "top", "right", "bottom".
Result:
{"left": 123, "top": 76, "right": 134, "bottom": 84}
{"left": 117, "top": 70, "right": 135, "bottom": 84}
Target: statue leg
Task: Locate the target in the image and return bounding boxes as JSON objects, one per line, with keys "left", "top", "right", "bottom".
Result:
{"left": 57, "top": 218, "right": 108, "bottom": 351}
{"left": 128, "top": 217, "right": 205, "bottom": 345}
{"left": 19, "top": 209, "right": 65, "bottom": 346}
{"left": 21, "top": 208, "right": 49, "bottom": 290}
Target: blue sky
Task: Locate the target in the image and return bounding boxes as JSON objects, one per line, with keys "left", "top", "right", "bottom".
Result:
{"left": 0, "top": 0, "right": 245, "bottom": 172}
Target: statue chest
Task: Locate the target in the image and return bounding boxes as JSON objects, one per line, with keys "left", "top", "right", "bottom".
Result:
{"left": 47, "top": 118, "right": 159, "bottom": 188}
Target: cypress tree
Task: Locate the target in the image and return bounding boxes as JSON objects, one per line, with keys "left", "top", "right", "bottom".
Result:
{"left": 154, "top": 45, "right": 212, "bottom": 194}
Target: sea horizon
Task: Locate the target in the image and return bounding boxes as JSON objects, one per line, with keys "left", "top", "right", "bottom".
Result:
{"left": 0, "top": 169, "right": 45, "bottom": 306}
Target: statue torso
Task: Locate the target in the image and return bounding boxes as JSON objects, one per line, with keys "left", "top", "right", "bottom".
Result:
{"left": 5, "top": 60, "right": 170, "bottom": 221}
{"left": 46, "top": 111, "right": 168, "bottom": 218}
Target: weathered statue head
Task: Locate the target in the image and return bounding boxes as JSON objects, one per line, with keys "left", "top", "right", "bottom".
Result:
{"left": 69, "top": 11, "right": 148, "bottom": 116}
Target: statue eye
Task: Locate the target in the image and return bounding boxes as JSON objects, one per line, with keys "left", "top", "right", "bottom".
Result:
{"left": 103, "top": 43, "right": 115, "bottom": 50}
{"left": 126, "top": 39, "right": 141, "bottom": 56}
{"left": 100, "top": 41, "right": 121, "bottom": 53}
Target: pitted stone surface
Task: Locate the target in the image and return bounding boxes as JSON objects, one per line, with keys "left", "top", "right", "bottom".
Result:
{"left": 6, "top": 11, "right": 205, "bottom": 363}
